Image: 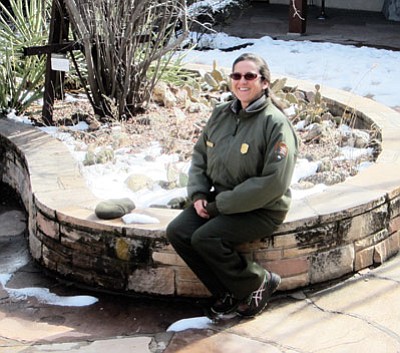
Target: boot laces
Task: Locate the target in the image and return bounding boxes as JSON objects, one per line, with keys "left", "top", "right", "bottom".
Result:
{"left": 249, "top": 278, "right": 266, "bottom": 306}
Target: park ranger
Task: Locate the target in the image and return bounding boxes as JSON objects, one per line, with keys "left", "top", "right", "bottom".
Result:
{"left": 167, "top": 52, "right": 299, "bottom": 318}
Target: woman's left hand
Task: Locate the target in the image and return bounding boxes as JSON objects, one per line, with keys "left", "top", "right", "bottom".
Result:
{"left": 194, "top": 199, "right": 210, "bottom": 219}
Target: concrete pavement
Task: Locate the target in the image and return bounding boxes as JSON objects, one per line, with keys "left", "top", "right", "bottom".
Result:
{"left": 215, "top": 2, "right": 400, "bottom": 51}
{"left": 1, "top": 182, "right": 400, "bottom": 352}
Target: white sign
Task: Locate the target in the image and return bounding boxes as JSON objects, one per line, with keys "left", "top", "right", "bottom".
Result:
{"left": 51, "top": 54, "right": 70, "bottom": 72}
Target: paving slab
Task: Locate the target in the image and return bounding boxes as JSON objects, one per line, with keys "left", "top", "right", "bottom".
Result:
{"left": 0, "top": 337, "right": 152, "bottom": 353}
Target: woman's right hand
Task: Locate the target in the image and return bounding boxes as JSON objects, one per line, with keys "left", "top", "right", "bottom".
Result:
{"left": 194, "top": 199, "right": 210, "bottom": 219}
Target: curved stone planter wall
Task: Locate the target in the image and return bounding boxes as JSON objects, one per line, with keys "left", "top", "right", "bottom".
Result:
{"left": 1, "top": 77, "right": 400, "bottom": 298}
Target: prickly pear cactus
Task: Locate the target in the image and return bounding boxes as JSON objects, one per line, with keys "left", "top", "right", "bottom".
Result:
{"left": 202, "top": 60, "right": 229, "bottom": 92}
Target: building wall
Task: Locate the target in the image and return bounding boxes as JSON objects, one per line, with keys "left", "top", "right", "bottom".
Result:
{"left": 267, "top": 0, "right": 385, "bottom": 12}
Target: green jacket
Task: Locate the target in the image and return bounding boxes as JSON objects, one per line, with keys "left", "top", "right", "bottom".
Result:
{"left": 188, "top": 95, "right": 299, "bottom": 216}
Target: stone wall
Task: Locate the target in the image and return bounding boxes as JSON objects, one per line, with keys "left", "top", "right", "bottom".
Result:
{"left": 1, "top": 78, "right": 400, "bottom": 298}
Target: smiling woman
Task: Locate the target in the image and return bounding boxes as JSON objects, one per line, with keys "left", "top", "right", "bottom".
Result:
{"left": 166, "top": 52, "right": 300, "bottom": 318}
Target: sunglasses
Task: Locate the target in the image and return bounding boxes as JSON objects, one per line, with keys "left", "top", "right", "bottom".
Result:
{"left": 229, "top": 72, "right": 262, "bottom": 81}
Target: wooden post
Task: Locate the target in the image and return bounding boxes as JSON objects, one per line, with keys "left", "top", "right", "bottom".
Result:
{"left": 42, "top": 0, "right": 70, "bottom": 125}
{"left": 317, "top": 0, "right": 327, "bottom": 20}
{"left": 289, "top": 0, "right": 308, "bottom": 34}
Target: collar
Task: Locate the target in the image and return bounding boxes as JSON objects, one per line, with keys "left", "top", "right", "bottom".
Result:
{"left": 229, "top": 95, "right": 269, "bottom": 115}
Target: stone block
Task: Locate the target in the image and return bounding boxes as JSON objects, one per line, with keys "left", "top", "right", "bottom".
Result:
{"left": 273, "top": 233, "right": 298, "bottom": 248}
{"left": 154, "top": 243, "right": 175, "bottom": 252}
{"left": 259, "top": 257, "right": 309, "bottom": 278}
{"left": 71, "top": 252, "right": 98, "bottom": 271}
{"left": 374, "top": 232, "right": 400, "bottom": 264}
{"left": 279, "top": 272, "right": 309, "bottom": 291}
{"left": 292, "top": 222, "right": 341, "bottom": 251}
{"left": 61, "top": 231, "right": 107, "bottom": 256}
{"left": 174, "top": 266, "right": 210, "bottom": 297}
{"left": 176, "top": 279, "right": 210, "bottom": 297}
{"left": 42, "top": 245, "right": 63, "bottom": 271}
{"left": 354, "top": 229, "right": 388, "bottom": 251}
{"left": 29, "top": 233, "right": 42, "bottom": 260}
{"left": 253, "top": 248, "right": 283, "bottom": 261}
{"left": 152, "top": 251, "right": 186, "bottom": 266}
{"left": 389, "top": 194, "right": 400, "bottom": 218}
{"left": 72, "top": 252, "right": 132, "bottom": 278}
{"left": 41, "top": 233, "right": 73, "bottom": 259}
{"left": 58, "top": 263, "right": 92, "bottom": 284}
{"left": 127, "top": 267, "right": 175, "bottom": 295}
{"left": 355, "top": 246, "right": 374, "bottom": 271}
{"left": 61, "top": 224, "right": 104, "bottom": 243}
{"left": 33, "top": 194, "right": 57, "bottom": 219}
{"left": 342, "top": 204, "right": 389, "bottom": 242}
{"left": 390, "top": 231, "right": 400, "bottom": 251}
{"left": 388, "top": 215, "right": 400, "bottom": 234}
{"left": 36, "top": 211, "right": 59, "bottom": 240}
{"left": 236, "top": 238, "right": 271, "bottom": 251}
{"left": 42, "top": 242, "right": 70, "bottom": 264}
{"left": 283, "top": 246, "right": 318, "bottom": 258}
{"left": 95, "top": 273, "right": 126, "bottom": 290}
{"left": 310, "top": 245, "right": 354, "bottom": 284}
{"left": 175, "top": 266, "right": 197, "bottom": 281}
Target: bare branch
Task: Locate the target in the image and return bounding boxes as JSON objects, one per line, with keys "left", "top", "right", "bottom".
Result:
{"left": 291, "top": 0, "right": 305, "bottom": 20}
{"left": 62, "top": 0, "right": 189, "bottom": 119}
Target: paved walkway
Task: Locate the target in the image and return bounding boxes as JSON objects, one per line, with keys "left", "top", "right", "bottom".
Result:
{"left": 1, "top": 3, "right": 400, "bottom": 352}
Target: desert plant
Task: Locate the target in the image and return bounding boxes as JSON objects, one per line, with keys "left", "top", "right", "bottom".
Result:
{"left": 63, "top": 0, "right": 190, "bottom": 121}
{"left": 0, "top": 0, "right": 50, "bottom": 114}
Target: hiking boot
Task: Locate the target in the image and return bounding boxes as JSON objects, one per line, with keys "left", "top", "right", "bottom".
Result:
{"left": 210, "top": 293, "right": 240, "bottom": 315}
{"left": 236, "top": 271, "right": 281, "bottom": 318}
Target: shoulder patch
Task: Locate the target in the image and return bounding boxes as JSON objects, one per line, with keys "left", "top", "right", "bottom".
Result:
{"left": 273, "top": 141, "right": 288, "bottom": 161}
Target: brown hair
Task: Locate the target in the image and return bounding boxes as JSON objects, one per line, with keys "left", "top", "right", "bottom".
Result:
{"left": 232, "top": 53, "right": 286, "bottom": 114}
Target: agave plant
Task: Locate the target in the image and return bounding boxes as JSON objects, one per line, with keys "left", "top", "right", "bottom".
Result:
{"left": 0, "top": 0, "right": 50, "bottom": 114}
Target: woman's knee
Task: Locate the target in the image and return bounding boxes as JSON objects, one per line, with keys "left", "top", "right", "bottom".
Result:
{"left": 191, "top": 229, "right": 213, "bottom": 252}
{"left": 166, "top": 219, "right": 179, "bottom": 243}
{"left": 166, "top": 216, "right": 194, "bottom": 245}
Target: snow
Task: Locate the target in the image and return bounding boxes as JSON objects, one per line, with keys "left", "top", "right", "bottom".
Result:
{"left": 167, "top": 316, "right": 215, "bottom": 332}
{"left": 0, "top": 273, "right": 98, "bottom": 307}
{"left": 122, "top": 212, "right": 160, "bottom": 224}
{"left": 184, "top": 33, "right": 400, "bottom": 109}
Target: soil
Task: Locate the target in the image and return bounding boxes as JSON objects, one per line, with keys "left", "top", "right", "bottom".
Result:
{"left": 25, "top": 93, "right": 378, "bottom": 193}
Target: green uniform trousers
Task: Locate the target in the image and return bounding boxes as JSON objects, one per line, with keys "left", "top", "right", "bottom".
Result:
{"left": 166, "top": 205, "right": 283, "bottom": 300}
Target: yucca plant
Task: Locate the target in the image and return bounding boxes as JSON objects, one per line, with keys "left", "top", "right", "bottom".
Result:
{"left": 0, "top": 0, "right": 50, "bottom": 114}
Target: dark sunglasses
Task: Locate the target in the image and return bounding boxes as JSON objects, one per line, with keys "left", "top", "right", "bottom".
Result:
{"left": 229, "top": 72, "right": 262, "bottom": 81}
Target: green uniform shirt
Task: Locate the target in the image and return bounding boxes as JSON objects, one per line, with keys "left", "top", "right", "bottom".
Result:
{"left": 188, "top": 95, "right": 299, "bottom": 215}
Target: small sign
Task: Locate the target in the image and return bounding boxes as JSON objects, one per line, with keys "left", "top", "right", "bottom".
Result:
{"left": 51, "top": 54, "right": 69, "bottom": 72}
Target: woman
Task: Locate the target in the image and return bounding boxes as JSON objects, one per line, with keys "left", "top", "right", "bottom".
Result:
{"left": 166, "top": 53, "right": 299, "bottom": 318}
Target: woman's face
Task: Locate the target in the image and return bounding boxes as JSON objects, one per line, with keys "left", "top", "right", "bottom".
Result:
{"left": 231, "top": 60, "right": 269, "bottom": 109}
